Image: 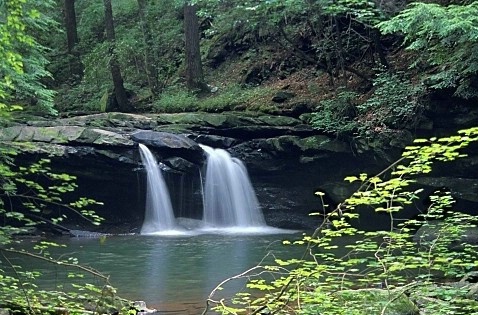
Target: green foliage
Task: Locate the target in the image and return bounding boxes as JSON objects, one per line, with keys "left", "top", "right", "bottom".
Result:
{"left": 310, "top": 88, "right": 358, "bottom": 134}
{"left": 0, "top": 133, "right": 132, "bottom": 313}
{"left": 321, "top": 0, "right": 387, "bottom": 25}
{"left": 198, "top": 0, "right": 391, "bottom": 89}
{"left": 0, "top": 150, "right": 132, "bottom": 313}
{"left": 207, "top": 126, "right": 478, "bottom": 315}
{"left": 197, "top": 84, "right": 245, "bottom": 112}
{"left": 153, "top": 87, "right": 199, "bottom": 113}
{"left": 0, "top": 0, "right": 57, "bottom": 115}
{"left": 357, "top": 70, "right": 425, "bottom": 134}
{"left": 55, "top": 0, "right": 183, "bottom": 112}
{"left": 0, "top": 0, "right": 30, "bottom": 115}
{"left": 152, "top": 84, "right": 277, "bottom": 113}
{"left": 311, "top": 70, "right": 425, "bottom": 138}
{"left": 0, "top": 154, "right": 102, "bottom": 238}
{"left": 378, "top": 2, "right": 478, "bottom": 99}
{"left": 199, "top": 84, "right": 276, "bottom": 113}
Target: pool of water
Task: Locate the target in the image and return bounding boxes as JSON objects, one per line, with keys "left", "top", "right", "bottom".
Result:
{"left": 10, "top": 230, "right": 304, "bottom": 313}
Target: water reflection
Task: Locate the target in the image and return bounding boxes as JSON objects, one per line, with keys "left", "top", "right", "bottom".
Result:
{"left": 11, "top": 233, "right": 303, "bottom": 311}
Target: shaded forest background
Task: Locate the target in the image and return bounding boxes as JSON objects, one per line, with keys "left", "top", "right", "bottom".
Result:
{"left": 4, "top": 0, "right": 478, "bottom": 141}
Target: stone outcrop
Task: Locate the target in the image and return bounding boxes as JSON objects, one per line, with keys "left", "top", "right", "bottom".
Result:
{"left": 131, "top": 130, "right": 204, "bottom": 164}
{"left": 2, "top": 112, "right": 359, "bottom": 173}
{"left": 3, "top": 110, "right": 477, "bottom": 233}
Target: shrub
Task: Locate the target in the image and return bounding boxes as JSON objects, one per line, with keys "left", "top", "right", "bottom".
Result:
{"left": 357, "top": 70, "right": 425, "bottom": 135}
{"left": 0, "top": 152, "right": 132, "bottom": 313}
{"left": 198, "top": 84, "right": 276, "bottom": 113}
{"left": 310, "top": 88, "right": 358, "bottom": 135}
{"left": 205, "top": 126, "right": 478, "bottom": 315}
{"left": 197, "top": 84, "right": 244, "bottom": 112}
{"left": 378, "top": 2, "right": 478, "bottom": 99}
{"left": 152, "top": 87, "right": 199, "bottom": 113}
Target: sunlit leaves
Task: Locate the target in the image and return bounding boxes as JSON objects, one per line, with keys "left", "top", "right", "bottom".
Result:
{"left": 212, "top": 126, "right": 478, "bottom": 315}
{"left": 0, "top": 142, "right": 112, "bottom": 312}
{"left": 0, "top": 0, "right": 57, "bottom": 115}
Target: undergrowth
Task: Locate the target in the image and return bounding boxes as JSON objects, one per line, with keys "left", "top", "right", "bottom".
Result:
{"left": 152, "top": 84, "right": 276, "bottom": 113}
{"left": 205, "top": 126, "right": 478, "bottom": 315}
{"left": 0, "top": 152, "right": 132, "bottom": 314}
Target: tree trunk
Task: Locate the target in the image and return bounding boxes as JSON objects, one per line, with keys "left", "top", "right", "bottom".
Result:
{"left": 63, "top": 0, "right": 83, "bottom": 81}
{"left": 137, "top": 0, "right": 160, "bottom": 96}
{"left": 333, "top": 17, "right": 346, "bottom": 85}
{"left": 184, "top": 3, "right": 207, "bottom": 92}
{"left": 372, "top": 28, "right": 389, "bottom": 68}
{"left": 103, "top": 0, "right": 132, "bottom": 112}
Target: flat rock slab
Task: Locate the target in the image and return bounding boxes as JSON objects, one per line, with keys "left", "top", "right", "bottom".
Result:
{"left": 131, "top": 130, "right": 204, "bottom": 163}
{"left": 0, "top": 125, "right": 134, "bottom": 147}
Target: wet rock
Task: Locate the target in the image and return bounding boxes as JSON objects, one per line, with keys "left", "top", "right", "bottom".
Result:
{"left": 156, "top": 112, "right": 302, "bottom": 129}
{"left": 54, "top": 112, "right": 155, "bottom": 129}
{"left": 193, "top": 134, "right": 237, "bottom": 148}
{"left": 158, "top": 112, "right": 221, "bottom": 126}
{"left": 26, "top": 126, "right": 59, "bottom": 142}
{"left": 264, "top": 210, "right": 319, "bottom": 230}
{"left": 154, "top": 123, "right": 198, "bottom": 134}
{"left": 15, "top": 126, "right": 35, "bottom": 142}
{"left": 133, "top": 301, "right": 159, "bottom": 315}
{"left": 272, "top": 91, "right": 296, "bottom": 103}
{"left": 230, "top": 140, "right": 286, "bottom": 172}
{"left": 264, "top": 136, "right": 302, "bottom": 155}
{"left": 299, "top": 135, "right": 351, "bottom": 153}
{"left": 164, "top": 157, "right": 198, "bottom": 173}
{"left": 131, "top": 130, "right": 205, "bottom": 164}
{"left": 415, "top": 177, "right": 478, "bottom": 203}
{"left": 256, "top": 114, "right": 301, "bottom": 127}
{"left": 4, "top": 110, "right": 443, "bottom": 234}
{"left": 54, "top": 126, "right": 86, "bottom": 143}
{"left": 78, "top": 128, "right": 133, "bottom": 146}
{"left": 318, "top": 181, "right": 361, "bottom": 205}
{"left": 4, "top": 141, "right": 69, "bottom": 156}
{"left": 414, "top": 222, "right": 478, "bottom": 244}
{"left": 214, "top": 125, "right": 315, "bottom": 140}
{"left": 0, "top": 125, "right": 25, "bottom": 140}
{"left": 0, "top": 125, "right": 133, "bottom": 147}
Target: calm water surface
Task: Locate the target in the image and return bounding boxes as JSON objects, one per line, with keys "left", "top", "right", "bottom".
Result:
{"left": 13, "top": 231, "right": 304, "bottom": 313}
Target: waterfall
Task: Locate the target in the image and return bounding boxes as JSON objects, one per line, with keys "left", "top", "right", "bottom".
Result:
{"left": 138, "top": 144, "right": 177, "bottom": 234}
{"left": 200, "top": 145, "right": 266, "bottom": 228}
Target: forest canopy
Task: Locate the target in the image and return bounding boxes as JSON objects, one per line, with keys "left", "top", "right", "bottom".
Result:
{"left": 0, "top": 0, "right": 474, "bottom": 136}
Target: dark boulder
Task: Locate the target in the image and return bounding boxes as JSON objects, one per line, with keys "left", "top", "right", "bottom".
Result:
{"left": 272, "top": 91, "right": 296, "bottom": 103}
{"left": 192, "top": 134, "right": 238, "bottom": 148}
{"left": 131, "top": 130, "right": 205, "bottom": 164}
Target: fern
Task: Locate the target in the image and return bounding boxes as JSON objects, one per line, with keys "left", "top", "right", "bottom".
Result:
{"left": 378, "top": 2, "right": 478, "bottom": 99}
{"left": 311, "top": 89, "right": 358, "bottom": 135}
{"left": 358, "top": 70, "right": 425, "bottom": 131}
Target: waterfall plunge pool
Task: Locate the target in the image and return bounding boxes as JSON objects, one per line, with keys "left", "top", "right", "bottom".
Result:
{"left": 10, "top": 231, "right": 304, "bottom": 314}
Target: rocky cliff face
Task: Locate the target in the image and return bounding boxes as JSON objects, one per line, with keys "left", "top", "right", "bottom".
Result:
{"left": 2, "top": 108, "right": 477, "bottom": 233}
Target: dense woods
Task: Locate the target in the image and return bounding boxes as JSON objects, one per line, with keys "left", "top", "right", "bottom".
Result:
{"left": 0, "top": 0, "right": 476, "bottom": 140}
{"left": 1, "top": 0, "right": 478, "bottom": 314}
{"left": 0, "top": 1, "right": 476, "bottom": 130}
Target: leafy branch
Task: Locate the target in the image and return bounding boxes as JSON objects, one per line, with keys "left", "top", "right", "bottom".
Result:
{"left": 208, "top": 126, "right": 478, "bottom": 315}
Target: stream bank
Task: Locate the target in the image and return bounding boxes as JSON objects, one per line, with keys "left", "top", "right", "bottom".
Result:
{"left": 1, "top": 109, "right": 477, "bottom": 233}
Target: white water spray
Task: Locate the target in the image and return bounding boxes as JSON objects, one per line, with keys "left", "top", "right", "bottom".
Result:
{"left": 138, "top": 144, "right": 177, "bottom": 234}
{"left": 200, "top": 145, "right": 266, "bottom": 228}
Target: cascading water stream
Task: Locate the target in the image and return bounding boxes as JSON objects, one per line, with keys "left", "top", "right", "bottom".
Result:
{"left": 200, "top": 145, "right": 266, "bottom": 228}
{"left": 138, "top": 143, "right": 177, "bottom": 234}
